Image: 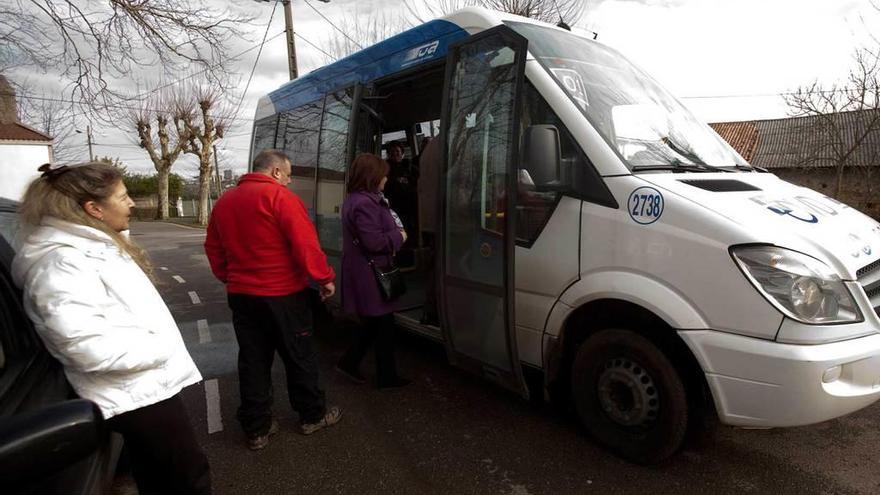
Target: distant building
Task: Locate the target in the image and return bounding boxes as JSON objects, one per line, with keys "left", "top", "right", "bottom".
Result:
{"left": 0, "top": 75, "right": 54, "bottom": 201}
{"left": 711, "top": 108, "right": 880, "bottom": 219}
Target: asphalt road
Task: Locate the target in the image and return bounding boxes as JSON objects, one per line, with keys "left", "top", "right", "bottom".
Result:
{"left": 132, "top": 220, "right": 880, "bottom": 495}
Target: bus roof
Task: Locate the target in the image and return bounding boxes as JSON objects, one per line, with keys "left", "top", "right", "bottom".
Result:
{"left": 254, "top": 8, "right": 537, "bottom": 119}
{"left": 253, "top": 7, "right": 581, "bottom": 120}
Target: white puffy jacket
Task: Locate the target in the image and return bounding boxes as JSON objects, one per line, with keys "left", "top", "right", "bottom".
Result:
{"left": 11, "top": 217, "right": 202, "bottom": 419}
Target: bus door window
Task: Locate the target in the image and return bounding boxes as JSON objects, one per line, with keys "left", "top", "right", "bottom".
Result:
{"left": 445, "top": 43, "right": 519, "bottom": 284}
{"left": 316, "top": 88, "right": 354, "bottom": 253}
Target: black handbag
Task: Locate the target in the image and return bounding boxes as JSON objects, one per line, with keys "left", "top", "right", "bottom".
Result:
{"left": 367, "top": 257, "right": 407, "bottom": 301}
{"left": 350, "top": 234, "right": 407, "bottom": 302}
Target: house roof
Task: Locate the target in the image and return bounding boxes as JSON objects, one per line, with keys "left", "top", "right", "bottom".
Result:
{"left": 710, "top": 108, "right": 880, "bottom": 169}
{"left": 0, "top": 122, "right": 52, "bottom": 142}
{"left": 709, "top": 121, "right": 759, "bottom": 162}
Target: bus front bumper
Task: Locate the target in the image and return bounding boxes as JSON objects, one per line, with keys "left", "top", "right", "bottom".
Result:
{"left": 679, "top": 330, "right": 880, "bottom": 427}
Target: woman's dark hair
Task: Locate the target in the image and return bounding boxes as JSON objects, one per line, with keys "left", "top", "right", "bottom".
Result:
{"left": 347, "top": 153, "right": 389, "bottom": 193}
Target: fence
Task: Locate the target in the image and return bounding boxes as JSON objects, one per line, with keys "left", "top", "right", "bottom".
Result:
{"left": 131, "top": 197, "right": 215, "bottom": 220}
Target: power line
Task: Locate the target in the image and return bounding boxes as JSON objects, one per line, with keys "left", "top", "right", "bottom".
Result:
{"left": 13, "top": 94, "right": 258, "bottom": 123}
{"left": 129, "top": 30, "right": 288, "bottom": 101}
{"left": 37, "top": 28, "right": 286, "bottom": 126}
{"left": 231, "top": 1, "right": 279, "bottom": 122}
{"left": 294, "top": 30, "right": 335, "bottom": 60}
{"left": 303, "top": 0, "right": 362, "bottom": 51}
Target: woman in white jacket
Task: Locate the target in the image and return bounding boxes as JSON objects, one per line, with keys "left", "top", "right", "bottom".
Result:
{"left": 12, "top": 162, "right": 210, "bottom": 495}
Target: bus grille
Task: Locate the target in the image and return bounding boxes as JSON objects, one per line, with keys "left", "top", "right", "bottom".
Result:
{"left": 857, "top": 259, "right": 880, "bottom": 318}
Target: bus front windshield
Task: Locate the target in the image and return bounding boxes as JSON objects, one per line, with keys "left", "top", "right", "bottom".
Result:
{"left": 506, "top": 22, "right": 750, "bottom": 172}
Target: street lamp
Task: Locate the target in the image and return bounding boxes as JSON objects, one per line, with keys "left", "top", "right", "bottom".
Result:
{"left": 256, "top": 0, "right": 331, "bottom": 81}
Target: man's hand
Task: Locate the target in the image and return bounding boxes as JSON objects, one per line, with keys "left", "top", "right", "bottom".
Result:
{"left": 320, "top": 282, "right": 335, "bottom": 301}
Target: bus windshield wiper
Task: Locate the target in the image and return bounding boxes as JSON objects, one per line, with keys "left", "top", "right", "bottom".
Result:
{"left": 662, "top": 137, "right": 731, "bottom": 173}
{"left": 632, "top": 162, "right": 716, "bottom": 173}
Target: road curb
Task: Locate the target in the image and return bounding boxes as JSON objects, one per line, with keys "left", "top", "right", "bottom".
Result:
{"left": 154, "top": 221, "right": 207, "bottom": 231}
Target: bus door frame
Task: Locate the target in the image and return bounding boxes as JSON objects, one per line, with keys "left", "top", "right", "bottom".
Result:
{"left": 437, "top": 25, "right": 530, "bottom": 398}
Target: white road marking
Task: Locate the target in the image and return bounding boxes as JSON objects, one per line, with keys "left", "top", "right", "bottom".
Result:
{"left": 159, "top": 266, "right": 169, "bottom": 271}
{"left": 188, "top": 291, "right": 201, "bottom": 304}
{"left": 172, "top": 275, "right": 186, "bottom": 284}
{"left": 205, "top": 379, "right": 223, "bottom": 434}
{"left": 197, "top": 319, "right": 211, "bottom": 344}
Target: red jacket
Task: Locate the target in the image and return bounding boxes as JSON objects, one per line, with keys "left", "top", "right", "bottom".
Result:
{"left": 205, "top": 173, "right": 335, "bottom": 296}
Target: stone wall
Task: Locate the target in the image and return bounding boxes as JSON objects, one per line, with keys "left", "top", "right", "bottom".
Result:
{"left": 773, "top": 167, "right": 880, "bottom": 220}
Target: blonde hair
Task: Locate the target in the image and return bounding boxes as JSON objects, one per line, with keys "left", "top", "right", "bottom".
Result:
{"left": 19, "top": 161, "right": 153, "bottom": 276}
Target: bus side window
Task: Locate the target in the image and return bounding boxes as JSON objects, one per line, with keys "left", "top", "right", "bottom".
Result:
{"left": 251, "top": 115, "right": 278, "bottom": 167}
{"left": 278, "top": 102, "right": 322, "bottom": 217}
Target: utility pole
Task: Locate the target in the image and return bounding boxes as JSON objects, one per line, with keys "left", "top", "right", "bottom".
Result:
{"left": 86, "top": 125, "right": 94, "bottom": 161}
{"left": 282, "top": 0, "right": 298, "bottom": 80}
{"left": 212, "top": 145, "right": 222, "bottom": 198}
{"left": 257, "top": 0, "right": 330, "bottom": 81}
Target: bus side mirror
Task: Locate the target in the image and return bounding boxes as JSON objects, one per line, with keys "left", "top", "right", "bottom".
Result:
{"left": 523, "top": 125, "right": 561, "bottom": 187}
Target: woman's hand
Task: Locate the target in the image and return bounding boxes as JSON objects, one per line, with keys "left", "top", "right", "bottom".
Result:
{"left": 399, "top": 229, "right": 408, "bottom": 243}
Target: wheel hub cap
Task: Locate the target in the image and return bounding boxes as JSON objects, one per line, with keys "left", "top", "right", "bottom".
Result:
{"left": 597, "top": 358, "right": 659, "bottom": 427}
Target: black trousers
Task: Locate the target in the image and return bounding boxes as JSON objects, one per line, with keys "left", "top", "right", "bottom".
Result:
{"left": 107, "top": 394, "right": 211, "bottom": 495}
{"left": 338, "top": 313, "right": 400, "bottom": 386}
{"left": 228, "top": 290, "right": 326, "bottom": 435}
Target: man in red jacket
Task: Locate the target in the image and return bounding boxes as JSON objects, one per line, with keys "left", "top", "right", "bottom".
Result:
{"left": 205, "top": 149, "right": 341, "bottom": 450}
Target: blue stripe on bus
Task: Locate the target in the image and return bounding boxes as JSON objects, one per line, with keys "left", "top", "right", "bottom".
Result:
{"left": 267, "top": 19, "right": 469, "bottom": 113}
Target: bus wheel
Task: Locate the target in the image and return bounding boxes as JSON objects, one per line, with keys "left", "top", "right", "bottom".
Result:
{"left": 570, "top": 328, "right": 688, "bottom": 464}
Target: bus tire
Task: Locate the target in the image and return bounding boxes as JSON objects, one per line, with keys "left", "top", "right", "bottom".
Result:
{"left": 570, "top": 328, "right": 688, "bottom": 464}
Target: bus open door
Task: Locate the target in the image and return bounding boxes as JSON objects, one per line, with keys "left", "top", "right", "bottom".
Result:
{"left": 438, "top": 26, "right": 530, "bottom": 398}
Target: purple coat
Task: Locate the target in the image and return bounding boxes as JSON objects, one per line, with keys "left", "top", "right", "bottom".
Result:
{"left": 341, "top": 191, "right": 405, "bottom": 317}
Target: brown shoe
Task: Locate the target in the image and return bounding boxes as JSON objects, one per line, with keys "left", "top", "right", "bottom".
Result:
{"left": 247, "top": 419, "right": 279, "bottom": 450}
{"left": 299, "top": 406, "right": 342, "bottom": 435}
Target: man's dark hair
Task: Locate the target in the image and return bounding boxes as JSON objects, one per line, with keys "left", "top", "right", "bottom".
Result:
{"left": 387, "top": 141, "right": 403, "bottom": 152}
{"left": 347, "top": 153, "right": 390, "bottom": 194}
{"left": 252, "top": 149, "right": 289, "bottom": 172}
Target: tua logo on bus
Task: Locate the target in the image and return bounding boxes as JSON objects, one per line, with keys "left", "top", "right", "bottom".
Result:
{"left": 404, "top": 40, "right": 440, "bottom": 63}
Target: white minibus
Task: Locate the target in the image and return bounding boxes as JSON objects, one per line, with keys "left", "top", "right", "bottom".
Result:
{"left": 250, "top": 7, "right": 880, "bottom": 463}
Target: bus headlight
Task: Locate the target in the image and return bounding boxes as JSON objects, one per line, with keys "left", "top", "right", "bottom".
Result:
{"left": 731, "top": 246, "right": 862, "bottom": 324}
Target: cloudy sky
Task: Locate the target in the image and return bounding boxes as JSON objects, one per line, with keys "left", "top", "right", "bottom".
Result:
{"left": 11, "top": 0, "right": 880, "bottom": 176}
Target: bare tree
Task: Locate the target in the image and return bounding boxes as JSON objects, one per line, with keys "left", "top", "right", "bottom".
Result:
{"left": 0, "top": 1, "right": 253, "bottom": 119}
{"left": 16, "top": 88, "right": 81, "bottom": 163}
{"left": 129, "top": 90, "right": 189, "bottom": 220}
{"left": 404, "top": 0, "right": 586, "bottom": 25}
{"left": 784, "top": 48, "right": 880, "bottom": 199}
{"left": 177, "top": 85, "right": 230, "bottom": 226}
{"left": 321, "top": 10, "right": 410, "bottom": 62}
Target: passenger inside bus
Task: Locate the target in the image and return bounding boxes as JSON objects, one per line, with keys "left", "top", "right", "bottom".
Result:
{"left": 382, "top": 141, "right": 418, "bottom": 268}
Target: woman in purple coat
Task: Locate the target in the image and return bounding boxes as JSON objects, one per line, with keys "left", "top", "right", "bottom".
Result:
{"left": 337, "top": 153, "right": 410, "bottom": 389}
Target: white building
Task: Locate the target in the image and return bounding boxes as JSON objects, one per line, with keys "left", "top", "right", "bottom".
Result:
{"left": 0, "top": 75, "right": 53, "bottom": 201}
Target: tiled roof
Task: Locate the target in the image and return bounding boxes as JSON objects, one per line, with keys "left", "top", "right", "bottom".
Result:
{"left": 709, "top": 121, "right": 758, "bottom": 162}
{"left": 711, "top": 108, "right": 880, "bottom": 169}
{"left": 0, "top": 122, "right": 52, "bottom": 142}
